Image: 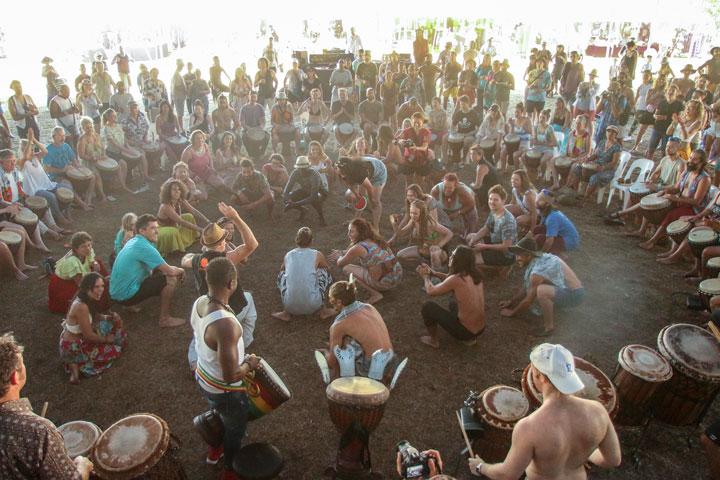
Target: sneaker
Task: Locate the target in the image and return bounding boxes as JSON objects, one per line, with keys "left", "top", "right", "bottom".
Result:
{"left": 207, "top": 444, "right": 224, "bottom": 465}
{"left": 107, "top": 195, "right": 117, "bottom": 202}
{"left": 134, "top": 184, "right": 150, "bottom": 194}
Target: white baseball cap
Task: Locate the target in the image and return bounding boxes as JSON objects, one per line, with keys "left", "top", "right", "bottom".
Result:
{"left": 530, "top": 343, "right": 585, "bottom": 395}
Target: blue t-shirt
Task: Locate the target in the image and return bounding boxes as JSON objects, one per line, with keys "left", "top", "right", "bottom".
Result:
{"left": 542, "top": 209, "right": 580, "bottom": 251}
{"left": 110, "top": 235, "right": 166, "bottom": 301}
{"left": 43, "top": 143, "right": 76, "bottom": 181}
{"left": 526, "top": 70, "right": 551, "bottom": 102}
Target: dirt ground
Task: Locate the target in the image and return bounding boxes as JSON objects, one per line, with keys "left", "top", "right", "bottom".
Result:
{"left": 2, "top": 94, "right": 717, "bottom": 480}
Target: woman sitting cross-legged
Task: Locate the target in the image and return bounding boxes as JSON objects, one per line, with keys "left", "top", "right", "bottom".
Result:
{"left": 395, "top": 199, "right": 453, "bottom": 270}
{"left": 49, "top": 231, "right": 109, "bottom": 314}
{"left": 329, "top": 218, "right": 402, "bottom": 304}
{"left": 272, "top": 227, "right": 336, "bottom": 321}
{"left": 156, "top": 179, "right": 209, "bottom": 255}
{"left": 59, "top": 272, "right": 128, "bottom": 384}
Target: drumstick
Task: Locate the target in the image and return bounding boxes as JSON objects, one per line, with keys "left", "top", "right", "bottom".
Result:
{"left": 40, "top": 402, "right": 48, "bottom": 418}
{"left": 710, "top": 321, "right": 720, "bottom": 344}
{"left": 456, "top": 410, "right": 474, "bottom": 458}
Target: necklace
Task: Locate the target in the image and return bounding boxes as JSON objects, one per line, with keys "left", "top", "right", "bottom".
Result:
{"left": 207, "top": 294, "right": 234, "bottom": 314}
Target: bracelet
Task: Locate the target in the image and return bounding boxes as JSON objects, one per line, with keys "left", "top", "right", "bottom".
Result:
{"left": 658, "top": 184, "right": 661, "bottom": 192}
{"left": 476, "top": 462, "right": 484, "bottom": 475}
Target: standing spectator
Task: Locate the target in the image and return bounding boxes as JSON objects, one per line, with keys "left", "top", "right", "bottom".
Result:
{"left": 109, "top": 81, "right": 133, "bottom": 117}
{"left": 560, "top": 51, "right": 585, "bottom": 104}
{"left": 419, "top": 54, "right": 442, "bottom": 101}
{"left": 442, "top": 51, "right": 462, "bottom": 110}
{"left": 111, "top": 46, "right": 132, "bottom": 88}
{"left": 7, "top": 80, "right": 39, "bottom": 140}
{"left": 493, "top": 60, "right": 515, "bottom": 118}
{"left": 413, "top": 29, "right": 429, "bottom": 65}
{"left": 550, "top": 45, "right": 567, "bottom": 96}
{"left": 91, "top": 62, "right": 115, "bottom": 113}
{"left": 646, "top": 84, "right": 684, "bottom": 160}
{"left": 347, "top": 27, "right": 363, "bottom": 58}
{"left": 171, "top": 59, "right": 188, "bottom": 120}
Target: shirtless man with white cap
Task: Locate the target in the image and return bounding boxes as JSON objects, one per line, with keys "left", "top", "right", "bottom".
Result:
{"left": 469, "top": 343, "right": 621, "bottom": 479}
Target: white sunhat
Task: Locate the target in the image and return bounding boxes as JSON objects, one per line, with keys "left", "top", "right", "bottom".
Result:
{"left": 530, "top": 343, "right": 585, "bottom": 395}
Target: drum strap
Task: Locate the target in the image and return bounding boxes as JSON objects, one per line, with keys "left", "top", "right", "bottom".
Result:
{"left": 196, "top": 364, "right": 247, "bottom": 392}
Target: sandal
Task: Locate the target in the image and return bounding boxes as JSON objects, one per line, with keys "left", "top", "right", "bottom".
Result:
{"left": 606, "top": 211, "right": 621, "bottom": 219}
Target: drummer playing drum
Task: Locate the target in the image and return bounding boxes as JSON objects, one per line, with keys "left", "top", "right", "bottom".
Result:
{"left": 270, "top": 92, "right": 301, "bottom": 155}
{"left": 298, "top": 88, "right": 330, "bottom": 145}
{"left": 331, "top": 88, "right": 357, "bottom": 150}
{"left": 44, "top": 127, "right": 95, "bottom": 210}
{"left": 468, "top": 344, "right": 621, "bottom": 479}
{"left": 441, "top": 95, "right": 479, "bottom": 167}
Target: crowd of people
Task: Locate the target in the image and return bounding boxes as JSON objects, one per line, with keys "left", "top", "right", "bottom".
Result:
{"left": 2, "top": 27, "right": 720, "bottom": 480}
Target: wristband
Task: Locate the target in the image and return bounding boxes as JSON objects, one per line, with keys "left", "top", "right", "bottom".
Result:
{"left": 476, "top": 462, "right": 484, "bottom": 475}
{"left": 658, "top": 184, "right": 661, "bottom": 192}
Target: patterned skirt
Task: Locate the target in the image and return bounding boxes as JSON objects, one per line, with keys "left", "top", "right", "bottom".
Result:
{"left": 59, "top": 318, "right": 128, "bottom": 376}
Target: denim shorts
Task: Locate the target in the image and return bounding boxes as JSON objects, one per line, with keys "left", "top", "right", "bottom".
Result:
{"left": 554, "top": 287, "right": 585, "bottom": 308}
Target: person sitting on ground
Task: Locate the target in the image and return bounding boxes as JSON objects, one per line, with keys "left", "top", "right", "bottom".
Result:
{"left": 214, "top": 131, "right": 242, "bottom": 182}
{"left": 432, "top": 172, "right": 478, "bottom": 238}
{"left": 530, "top": 191, "right": 580, "bottom": 256}
{"left": 606, "top": 137, "right": 685, "bottom": 232}
{"left": 156, "top": 179, "right": 208, "bottom": 256}
{"left": 49, "top": 231, "right": 111, "bottom": 312}
{"left": 506, "top": 169, "right": 538, "bottom": 232}
{"left": 467, "top": 184, "right": 518, "bottom": 267}
{"left": 308, "top": 141, "right": 334, "bottom": 190}
{"left": 500, "top": 238, "right": 584, "bottom": 336}
{"left": 0, "top": 333, "right": 95, "bottom": 480}
{"left": 110, "top": 214, "right": 186, "bottom": 327}
{"left": 172, "top": 162, "right": 206, "bottom": 204}
{"left": 190, "top": 256, "right": 263, "bottom": 474}
{"left": 566, "top": 125, "right": 622, "bottom": 207}
{"left": 183, "top": 203, "right": 259, "bottom": 357}
{"left": 417, "top": 245, "right": 485, "bottom": 348}
{"left": 395, "top": 199, "right": 453, "bottom": 269}
{"left": 335, "top": 156, "right": 387, "bottom": 230}
{"left": 639, "top": 149, "right": 711, "bottom": 251}
{"left": 329, "top": 218, "right": 403, "bottom": 304}
{"left": 101, "top": 108, "right": 151, "bottom": 192}
{"left": 181, "top": 129, "right": 230, "bottom": 194}
{"left": 261, "top": 153, "right": 290, "bottom": 196}
{"left": 396, "top": 111, "right": 432, "bottom": 189}
{"left": 282, "top": 156, "right": 327, "bottom": 224}
{"left": 272, "top": 227, "right": 335, "bottom": 321}
{"left": 59, "top": 272, "right": 127, "bottom": 384}
{"left": 469, "top": 143, "right": 500, "bottom": 210}
{"left": 232, "top": 158, "right": 275, "bottom": 217}
{"left": 548, "top": 114, "right": 592, "bottom": 191}
{"left": 43, "top": 127, "right": 94, "bottom": 210}
{"left": 210, "top": 95, "right": 240, "bottom": 151}
{"left": 321, "top": 279, "right": 397, "bottom": 380}
{"left": 389, "top": 183, "right": 452, "bottom": 246}
{"left": 468, "top": 343, "right": 621, "bottom": 478}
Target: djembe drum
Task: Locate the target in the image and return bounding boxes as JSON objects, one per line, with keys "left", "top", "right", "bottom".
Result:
{"left": 168, "top": 135, "right": 189, "bottom": 159}
{"left": 0, "top": 230, "right": 22, "bottom": 255}
{"left": 277, "top": 124, "right": 296, "bottom": 156}
{"left": 448, "top": 132, "right": 466, "bottom": 163}
{"left": 58, "top": 421, "right": 102, "bottom": 459}
{"left": 522, "top": 357, "right": 618, "bottom": 418}
{"left": 523, "top": 149, "right": 542, "bottom": 172}
{"left": 479, "top": 138, "right": 496, "bottom": 164}
{"left": 629, "top": 183, "right": 652, "bottom": 205}
{"left": 245, "top": 128, "right": 269, "bottom": 158}
{"left": 326, "top": 376, "right": 389, "bottom": 479}
{"left": 66, "top": 166, "right": 92, "bottom": 197}
{"left": 580, "top": 161, "right": 599, "bottom": 182}
{"left": 142, "top": 142, "right": 164, "bottom": 173}
{"left": 306, "top": 124, "right": 325, "bottom": 143}
{"left": 91, "top": 413, "right": 187, "bottom": 480}
{"left": 14, "top": 208, "right": 38, "bottom": 236}
{"left": 612, "top": 345, "right": 673, "bottom": 426}
{"left": 666, "top": 219, "right": 691, "bottom": 245}
{"left": 504, "top": 133, "right": 520, "bottom": 160}
{"left": 698, "top": 278, "right": 720, "bottom": 310}
{"left": 707, "top": 257, "right": 720, "bottom": 278}
{"left": 24, "top": 195, "right": 47, "bottom": 219}
{"left": 336, "top": 123, "right": 355, "bottom": 147}
{"left": 689, "top": 229, "right": 720, "bottom": 259}
{"left": 55, "top": 186, "right": 74, "bottom": 206}
{"left": 654, "top": 324, "right": 720, "bottom": 426}
{"left": 640, "top": 193, "right": 673, "bottom": 225}
{"left": 96, "top": 158, "right": 119, "bottom": 183}
{"left": 471, "top": 385, "right": 529, "bottom": 463}
{"left": 554, "top": 157, "right": 573, "bottom": 183}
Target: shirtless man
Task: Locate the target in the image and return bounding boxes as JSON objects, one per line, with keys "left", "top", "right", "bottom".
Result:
{"left": 431, "top": 173, "right": 478, "bottom": 237}
{"left": 500, "top": 238, "right": 584, "bottom": 337}
{"left": 469, "top": 343, "right": 621, "bottom": 479}
{"left": 299, "top": 88, "right": 330, "bottom": 145}
{"left": 323, "top": 280, "right": 396, "bottom": 379}
{"left": 418, "top": 245, "right": 485, "bottom": 348}
{"left": 211, "top": 95, "right": 240, "bottom": 149}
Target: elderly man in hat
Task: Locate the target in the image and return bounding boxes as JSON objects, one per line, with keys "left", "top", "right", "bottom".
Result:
{"left": 282, "top": 155, "right": 327, "bottom": 225}
{"left": 530, "top": 191, "right": 580, "bottom": 256}
{"left": 468, "top": 343, "right": 621, "bottom": 478}
{"left": 270, "top": 91, "right": 300, "bottom": 155}
{"left": 182, "top": 203, "right": 259, "bottom": 373}
{"left": 499, "top": 237, "right": 584, "bottom": 336}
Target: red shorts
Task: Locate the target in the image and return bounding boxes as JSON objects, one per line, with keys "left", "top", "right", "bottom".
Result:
{"left": 661, "top": 205, "right": 695, "bottom": 228}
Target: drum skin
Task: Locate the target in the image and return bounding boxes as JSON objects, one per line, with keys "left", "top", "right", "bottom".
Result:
{"left": 326, "top": 377, "right": 389, "bottom": 433}
{"left": 471, "top": 385, "right": 528, "bottom": 463}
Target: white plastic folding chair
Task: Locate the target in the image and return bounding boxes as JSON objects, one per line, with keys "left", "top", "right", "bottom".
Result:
{"left": 596, "top": 151, "right": 632, "bottom": 204}
{"left": 605, "top": 157, "right": 655, "bottom": 208}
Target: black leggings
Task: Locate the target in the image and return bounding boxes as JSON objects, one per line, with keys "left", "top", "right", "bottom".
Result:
{"left": 421, "top": 300, "right": 482, "bottom": 341}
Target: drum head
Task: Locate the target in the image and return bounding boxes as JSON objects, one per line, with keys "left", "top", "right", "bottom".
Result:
{"left": 708, "top": 257, "right": 720, "bottom": 269}
{"left": 97, "top": 159, "right": 119, "bottom": 172}
{"left": 629, "top": 183, "right": 650, "bottom": 194}
{"left": 640, "top": 193, "right": 671, "bottom": 209}
{"left": 248, "top": 128, "right": 265, "bottom": 141}
{"left": 59, "top": 421, "right": 101, "bottom": 458}
{"left": 700, "top": 278, "right": 720, "bottom": 295}
{"left": 689, "top": 230, "right": 718, "bottom": 244}
{"left": 526, "top": 149, "right": 542, "bottom": 159}
{"left": 278, "top": 125, "right": 294, "bottom": 134}
{"left": 449, "top": 132, "right": 464, "bottom": 142}
{"left": 93, "top": 414, "right": 167, "bottom": 474}
{"left": 326, "top": 376, "right": 389, "bottom": 406}
{"left": 0, "top": 231, "right": 22, "bottom": 245}
{"left": 15, "top": 208, "right": 37, "bottom": 223}
{"left": 479, "top": 139, "right": 496, "bottom": 149}
{"left": 25, "top": 196, "right": 47, "bottom": 209}
{"left": 169, "top": 135, "right": 188, "bottom": 145}
{"left": 339, "top": 123, "right": 354, "bottom": 135}
{"left": 504, "top": 133, "right": 520, "bottom": 144}
{"left": 354, "top": 195, "right": 369, "bottom": 211}
{"left": 258, "top": 359, "right": 291, "bottom": 399}
{"left": 309, "top": 124, "right": 323, "bottom": 134}
{"left": 555, "top": 156, "right": 572, "bottom": 167}
{"left": 658, "top": 324, "right": 720, "bottom": 382}
{"left": 67, "top": 166, "right": 92, "bottom": 180}
{"left": 618, "top": 345, "right": 673, "bottom": 382}
{"left": 582, "top": 161, "right": 598, "bottom": 170}
{"left": 480, "top": 385, "right": 529, "bottom": 426}
{"left": 142, "top": 142, "right": 161, "bottom": 152}
{"left": 667, "top": 220, "right": 690, "bottom": 235}
{"left": 56, "top": 187, "right": 74, "bottom": 202}
{"left": 124, "top": 148, "right": 141, "bottom": 159}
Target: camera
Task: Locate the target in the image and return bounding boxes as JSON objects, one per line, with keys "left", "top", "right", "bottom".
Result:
{"left": 397, "top": 440, "right": 438, "bottom": 479}
{"left": 396, "top": 138, "right": 415, "bottom": 148}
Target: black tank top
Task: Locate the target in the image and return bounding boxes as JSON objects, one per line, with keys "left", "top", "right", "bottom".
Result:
{"left": 192, "top": 251, "right": 247, "bottom": 311}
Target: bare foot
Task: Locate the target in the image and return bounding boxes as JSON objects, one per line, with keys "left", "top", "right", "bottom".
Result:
{"left": 462, "top": 338, "right": 477, "bottom": 346}
{"left": 657, "top": 256, "right": 679, "bottom": 265}
{"left": 159, "top": 317, "right": 185, "bottom": 328}
{"left": 638, "top": 241, "right": 654, "bottom": 250}
{"left": 685, "top": 276, "right": 702, "bottom": 285}
{"left": 19, "top": 264, "right": 38, "bottom": 271}
{"left": 366, "top": 292, "right": 384, "bottom": 304}
{"left": 319, "top": 307, "right": 337, "bottom": 320}
{"left": 14, "top": 270, "right": 29, "bottom": 280}
{"left": 684, "top": 269, "right": 701, "bottom": 278}
{"left": 271, "top": 311, "right": 292, "bottom": 322}
{"left": 420, "top": 335, "right": 440, "bottom": 349}
{"left": 656, "top": 250, "right": 674, "bottom": 258}
{"left": 124, "top": 305, "right": 142, "bottom": 313}
{"left": 69, "top": 365, "right": 80, "bottom": 385}
{"left": 33, "top": 246, "right": 52, "bottom": 253}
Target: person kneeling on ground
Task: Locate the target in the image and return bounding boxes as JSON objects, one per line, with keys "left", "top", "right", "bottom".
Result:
{"left": 59, "top": 272, "right": 127, "bottom": 384}
{"left": 529, "top": 191, "right": 580, "bottom": 257}
{"left": 499, "top": 238, "right": 584, "bottom": 337}
{"left": 468, "top": 343, "right": 621, "bottom": 479}
{"left": 418, "top": 245, "right": 485, "bottom": 349}
{"left": 232, "top": 158, "right": 274, "bottom": 218}
{"left": 431, "top": 173, "right": 478, "bottom": 238}
{"left": 109, "top": 214, "right": 186, "bottom": 327}
{"left": 272, "top": 227, "right": 335, "bottom": 321}
{"left": 282, "top": 156, "right": 327, "bottom": 224}
{"left": 321, "top": 280, "right": 398, "bottom": 381}
{"left": 190, "top": 256, "right": 263, "bottom": 477}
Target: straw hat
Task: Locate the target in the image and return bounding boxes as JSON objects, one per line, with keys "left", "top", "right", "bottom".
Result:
{"left": 294, "top": 156, "right": 311, "bottom": 168}
{"left": 588, "top": 69, "right": 598, "bottom": 78}
{"left": 681, "top": 64, "right": 697, "bottom": 74}
{"left": 201, "top": 223, "right": 229, "bottom": 247}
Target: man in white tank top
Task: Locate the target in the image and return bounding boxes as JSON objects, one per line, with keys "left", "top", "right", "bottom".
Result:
{"left": 49, "top": 85, "right": 80, "bottom": 151}
{"left": 191, "top": 256, "right": 262, "bottom": 479}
